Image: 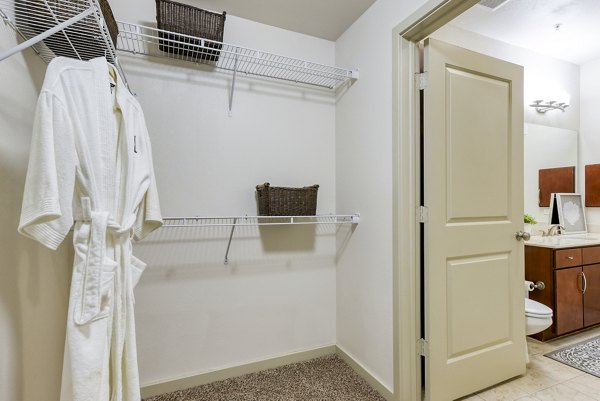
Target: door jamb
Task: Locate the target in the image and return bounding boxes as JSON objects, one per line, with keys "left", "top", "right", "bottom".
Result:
{"left": 391, "top": 1, "right": 479, "bottom": 400}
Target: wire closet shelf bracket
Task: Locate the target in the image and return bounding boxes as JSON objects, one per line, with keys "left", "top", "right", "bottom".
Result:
{"left": 160, "top": 214, "right": 360, "bottom": 265}
{"left": 0, "top": 0, "right": 129, "bottom": 87}
{"left": 116, "top": 21, "right": 359, "bottom": 112}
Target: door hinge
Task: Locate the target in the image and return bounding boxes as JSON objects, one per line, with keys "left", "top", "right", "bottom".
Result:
{"left": 418, "top": 338, "right": 429, "bottom": 358}
{"left": 415, "top": 72, "right": 428, "bottom": 90}
{"left": 418, "top": 206, "right": 429, "bottom": 223}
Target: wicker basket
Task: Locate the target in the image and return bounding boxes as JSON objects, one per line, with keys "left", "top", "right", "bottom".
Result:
{"left": 18, "top": 0, "right": 119, "bottom": 59}
{"left": 256, "top": 183, "right": 319, "bottom": 216}
{"left": 155, "top": 0, "right": 226, "bottom": 62}
{"left": 97, "top": 0, "right": 118, "bottom": 45}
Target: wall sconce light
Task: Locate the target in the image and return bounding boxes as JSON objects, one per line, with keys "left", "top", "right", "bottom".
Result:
{"left": 529, "top": 91, "right": 570, "bottom": 113}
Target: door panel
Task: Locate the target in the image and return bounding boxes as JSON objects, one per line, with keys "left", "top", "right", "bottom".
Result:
{"left": 446, "top": 68, "right": 510, "bottom": 222}
{"left": 447, "top": 253, "right": 511, "bottom": 358}
{"left": 424, "top": 38, "right": 525, "bottom": 401}
{"left": 555, "top": 267, "right": 583, "bottom": 334}
{"left": 584, "top": 264, "right": 600, "bottom": 327}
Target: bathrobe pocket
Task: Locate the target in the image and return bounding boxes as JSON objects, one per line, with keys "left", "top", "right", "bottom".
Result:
{"left": 97, "top": 258, "right": 117, "bottom": 320}
{"left": 129, "top": 255, "right": 147, "bottom": 304}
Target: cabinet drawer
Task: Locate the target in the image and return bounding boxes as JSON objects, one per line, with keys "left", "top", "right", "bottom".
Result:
{"left": 555, "top": 248, "right": 582, "bottom": 268}
{"left": 583, "top": 246, "right": 600, "bottom": 265}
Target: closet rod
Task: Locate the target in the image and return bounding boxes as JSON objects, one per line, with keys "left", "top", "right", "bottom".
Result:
{"left": 0, "top": 6, "right": 94, "bottom": 62}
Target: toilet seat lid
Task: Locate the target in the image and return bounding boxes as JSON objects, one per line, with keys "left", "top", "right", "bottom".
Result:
{"left": 525, "top": 298, "right": 553, "bottom": 317}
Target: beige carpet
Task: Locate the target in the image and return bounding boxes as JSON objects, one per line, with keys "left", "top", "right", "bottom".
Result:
{"left": 144, "top": 354, "right": 387, "bottom": 401}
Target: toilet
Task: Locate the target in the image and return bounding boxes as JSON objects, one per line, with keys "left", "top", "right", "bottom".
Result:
{"left": 525, "top": 298, "right": 553, "bottom": 335}
{"left": 524, "top": 292, "right": 553, "bottom": 363}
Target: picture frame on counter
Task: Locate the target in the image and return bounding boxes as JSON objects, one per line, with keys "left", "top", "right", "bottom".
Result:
{"left": 549, "top": 193, "right": 587, "bottom": 234}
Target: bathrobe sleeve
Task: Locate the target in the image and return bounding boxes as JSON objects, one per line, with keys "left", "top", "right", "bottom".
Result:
{"left": 133, "top": 122, "right": 162, "bottom": 241}
{"left": 18, "top": 91, "right": 77, "bottom": 250}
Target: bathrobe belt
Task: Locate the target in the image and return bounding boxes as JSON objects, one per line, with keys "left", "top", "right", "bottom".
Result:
{"left": 74, "top": 197, "right": 136, "bottom": 326}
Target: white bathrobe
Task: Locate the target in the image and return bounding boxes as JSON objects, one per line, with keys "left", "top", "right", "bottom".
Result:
{"left": 18, "top": 57, "right": 162, "bottom": 401}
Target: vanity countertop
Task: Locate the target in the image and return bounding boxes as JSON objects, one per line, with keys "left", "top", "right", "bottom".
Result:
{"left": 525, "top": 233, "right": 600, "bottom": 249}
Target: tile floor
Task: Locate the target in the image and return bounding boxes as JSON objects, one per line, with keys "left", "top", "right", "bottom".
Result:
{"left": 460, "top": 327, "right": 600, "bottom": 401}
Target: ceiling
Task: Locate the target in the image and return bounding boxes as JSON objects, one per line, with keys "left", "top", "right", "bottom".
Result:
{"left": 188, "top": 0, "right": 377, "bottom": 41}
{"left": 184, "top": 0, "right": 600, "bottom": 63}
{"left": 451, "top": 0, "right": 600, "bottom": 65}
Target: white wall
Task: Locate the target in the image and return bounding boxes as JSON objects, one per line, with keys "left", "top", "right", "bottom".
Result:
{"left": 580, "top": 58, "right": 600, "bottom": 227}
{"left": 335, "top": 0, "right": 431, "bottom": 392}
{"left": 434, "top": 24, "right": 580, "bottom": 132}
{"left": 335, "top": 3, "right": 582, "bottom": 392}
{"left": 0, "top": 25, "right": 70, "bottom": 401}
{"left": 110, "top": 1, "right": 338, "bottom": 386}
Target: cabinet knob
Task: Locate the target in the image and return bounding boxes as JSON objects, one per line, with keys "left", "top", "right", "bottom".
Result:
{"left": 567, "top": 256, "right": 574, "bottom": 260}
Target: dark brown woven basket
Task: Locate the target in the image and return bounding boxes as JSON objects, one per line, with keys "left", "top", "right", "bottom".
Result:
{"left": 18, "top": 0, "right": 119, "bottom": 59}
{"left": 256, "top": 183, "right": 319, "bottom": 216}
{"left": 97, "top": 0, "right": 118, "bottom": 45}
{"left": 156, "top": 0, "right": 226, "bottom": 62}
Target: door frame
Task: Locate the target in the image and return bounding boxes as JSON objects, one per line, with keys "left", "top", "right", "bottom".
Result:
{"left": 391, "top": 1, "right": 480, "bottom": 400}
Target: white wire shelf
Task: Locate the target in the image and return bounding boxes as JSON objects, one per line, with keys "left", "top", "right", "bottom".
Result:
{"left": 0, "top": 2, "right": 357, "bottom": 109}
{"left": 116, "top": 21, "right": 358, "bottom": 91}
{"left": 0, "top": 0, "right": 127, "bottom": 84}
{"left": 159, "top": 214, "right": 359, "bottom": 265}
{"left": 161, "top": 214, "right": 361, "bottom": 228}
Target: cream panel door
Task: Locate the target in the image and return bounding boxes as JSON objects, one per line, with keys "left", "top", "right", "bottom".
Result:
{"left": 423, "top": 38, "right": 525, "bottom": 401}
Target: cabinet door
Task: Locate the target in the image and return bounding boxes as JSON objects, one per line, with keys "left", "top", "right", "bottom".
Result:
{"left": 584, "top": 264, "right": 600, "bottom": 327}
{"left": 555, "top": 267, "right": 584, "bottom": 335}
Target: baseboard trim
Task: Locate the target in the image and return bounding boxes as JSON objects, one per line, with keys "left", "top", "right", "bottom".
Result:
{"left": 335, "top": 345, "right": 394, "bottom": 401}
{"left": 140, "top": 345, "right": 337, "bottom": 399}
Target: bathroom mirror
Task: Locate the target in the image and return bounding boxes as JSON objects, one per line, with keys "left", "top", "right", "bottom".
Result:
{"left": 524, "top": 123, "right": 578, "bottom": 226}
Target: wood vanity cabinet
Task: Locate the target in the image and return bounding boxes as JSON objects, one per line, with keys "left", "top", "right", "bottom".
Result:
{"left": 554, "top": 266, "right": 583, "bottom": 334}
{"left": 584, "top": 263, "right": 600, "bottom": 326}
{"left": 525, "top": 245, "right": 600, "bottom": 341}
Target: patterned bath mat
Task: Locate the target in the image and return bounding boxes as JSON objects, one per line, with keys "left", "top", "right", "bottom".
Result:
{"left": 545, "top": 335, "right": 600, "bottom": 378}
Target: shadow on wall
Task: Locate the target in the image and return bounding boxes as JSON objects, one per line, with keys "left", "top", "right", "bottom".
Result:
{"left": 258, "top": 224, "right": 316, "bottom": 252}
{"left": 133, "top": 222, "right": 356, "bottom": 281}
{"left": 0, "top": 153, "right": 25, "bottom": 401}
{"left": 118, "top": 54, "right": 336, "bottom": 106}
{"left": 0, "top": 31, "right": 70, "bottom": 401}
{"left": 334, "top": 78, "right": 358, "bottom": 105}
{"left": 335, "top": 223, "right": 356, "bottom": 263}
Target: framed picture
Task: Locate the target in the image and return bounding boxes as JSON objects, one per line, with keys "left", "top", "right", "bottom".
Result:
{"left": 551, "top": 193, "right": 587, "bottom": 234}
